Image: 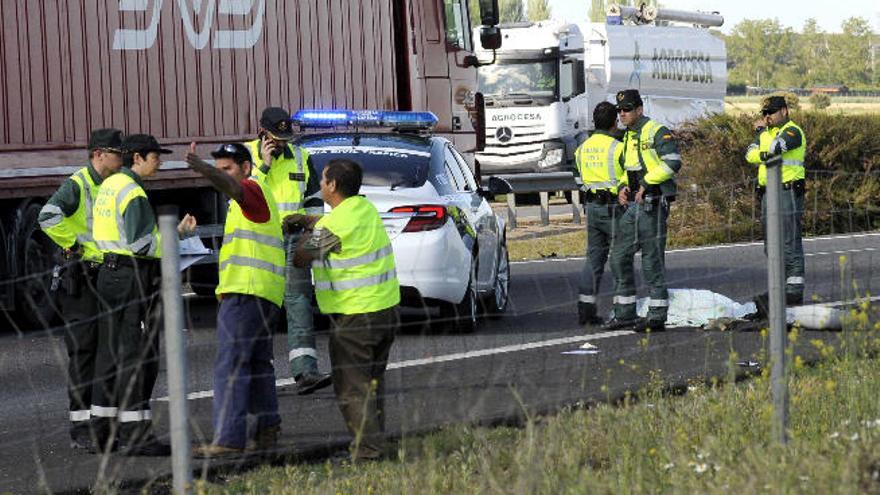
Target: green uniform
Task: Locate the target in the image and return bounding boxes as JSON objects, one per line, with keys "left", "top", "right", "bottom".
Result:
{"left": 310, "top": 195, "right": 400, "bottom": 460}
{"left": 745, "top": 119, "right": 806, "bottom": 301}
{"left": 38, "top": 164, "right": 104, "bottom": 443}
{"left": 574, "top": 130, "right": 626, "bottom": 323}
{"left": 245, "top": 139, "right": 323, "bottom": 377}
{"left": 91, "top": 167, "right": 163, "bottom": 446}
{"left": 610, "top": 116, "right": 682, "bottom": 324}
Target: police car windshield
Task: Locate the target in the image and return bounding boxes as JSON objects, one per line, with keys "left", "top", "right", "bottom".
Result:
{"left": 299, "top": 135, "right": 431, "bottom": 189}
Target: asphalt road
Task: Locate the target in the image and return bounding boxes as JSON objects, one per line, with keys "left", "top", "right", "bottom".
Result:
{"left": 0, "top": 233, "right": 877, "bottom": 493}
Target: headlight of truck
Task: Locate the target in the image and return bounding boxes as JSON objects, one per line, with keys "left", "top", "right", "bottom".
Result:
{"left": 538, "top": 148, "right": 564, "bottom": 168}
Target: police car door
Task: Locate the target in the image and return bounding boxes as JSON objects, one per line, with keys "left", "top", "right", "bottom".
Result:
{"left": 444, "top": 144, "right": 498, "bottom": 293}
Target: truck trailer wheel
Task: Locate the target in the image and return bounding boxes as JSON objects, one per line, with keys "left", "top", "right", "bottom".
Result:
{"left": 16, "top": 203, "right": 61, "bottom": 330}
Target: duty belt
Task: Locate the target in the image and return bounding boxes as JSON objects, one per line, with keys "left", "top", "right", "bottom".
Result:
{"left": 103, "top": 253, "right": 159, "bottom": 270}
{"left": 756, "top": 179, "right": 805, "bottom": 194}
{"left": 585, "top": 189, "right": 616, "bottom": 205}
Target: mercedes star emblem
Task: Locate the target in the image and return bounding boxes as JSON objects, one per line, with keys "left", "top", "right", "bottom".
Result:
{"left": 495, "top": 126, "right": 514, "bottom": 143}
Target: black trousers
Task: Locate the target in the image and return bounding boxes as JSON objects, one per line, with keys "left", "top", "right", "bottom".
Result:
{"left": 92, "top": 258, "right": 160, "bottom": 442}
{"left": 57, "top": 260, "right": 100, "bottom": 438}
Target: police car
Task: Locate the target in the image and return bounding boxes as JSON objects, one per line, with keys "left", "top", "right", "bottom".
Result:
{"left": 293, "top": 110, "right": 511, "bottom": 332}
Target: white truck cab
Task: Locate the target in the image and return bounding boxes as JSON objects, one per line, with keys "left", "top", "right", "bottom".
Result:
{"left": 475, "top": 8, "right": 727, "bottom": 176}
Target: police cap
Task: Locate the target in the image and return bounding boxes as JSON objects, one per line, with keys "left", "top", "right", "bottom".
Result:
{"left": 122, "top": 134, "right": 172, "bottom": 155}
{"left": 615, "top": 89, "right": 643, "bottom": 111}
{"left": 260, "top": 107, "right": 294, "bottom": 140}
{"left": 761, "top": 96, "right": 788, "bottom": 115}
{"left": 88, "top": 128, "right": 124, "bottom": 152}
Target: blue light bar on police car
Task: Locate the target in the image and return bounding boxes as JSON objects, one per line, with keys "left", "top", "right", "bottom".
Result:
{"left": 292, "top": 109, "right": 438, "bottom": 130}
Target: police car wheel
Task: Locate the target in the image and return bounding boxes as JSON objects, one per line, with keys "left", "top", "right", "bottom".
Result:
{"left": 482, "top": 240, "right": 509, "bottom": 318}
{"left": 442, "top": 257, "right": 477, "bottom": 334}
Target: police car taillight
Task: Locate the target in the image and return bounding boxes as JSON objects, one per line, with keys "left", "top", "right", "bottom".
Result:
{"left": 389, "top": 205, "right": 448, "bottom": 232}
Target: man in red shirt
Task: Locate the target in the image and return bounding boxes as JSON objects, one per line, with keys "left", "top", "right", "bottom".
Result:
{"left": 185, "top": 143, "right": 285, "bottom": 457}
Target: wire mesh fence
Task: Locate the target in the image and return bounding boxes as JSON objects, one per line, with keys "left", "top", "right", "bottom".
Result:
{"left": 0, "top": 171, "right": 878, "bottom": 494}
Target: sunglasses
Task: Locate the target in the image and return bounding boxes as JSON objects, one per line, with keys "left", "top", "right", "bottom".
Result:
{"left": 617, "top": 106, "right": 635, "bottom": 113}
{"left": 761, "top": 109, "right": 780, "bottom": 116}
{"left": 215, "top": 143, "right": 242, "bottom": 154}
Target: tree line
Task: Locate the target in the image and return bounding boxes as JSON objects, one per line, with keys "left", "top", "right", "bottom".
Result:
{"left": 724, "top": 18, "right": 878, "bottom": 90}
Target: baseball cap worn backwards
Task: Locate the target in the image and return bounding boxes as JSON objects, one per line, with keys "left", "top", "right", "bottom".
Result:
{"left": 122, "top": 134, "right": 173, "bottom": 155}
{"left": 88, "top": 128, "right": 124, "bottom": 152}
{"left": 260, "top": 107, "right": 294, "bottom": 140}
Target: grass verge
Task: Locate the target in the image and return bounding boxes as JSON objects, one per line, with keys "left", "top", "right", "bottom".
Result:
{"left": 199, "top": 307, "right": 880, "bottom": 494}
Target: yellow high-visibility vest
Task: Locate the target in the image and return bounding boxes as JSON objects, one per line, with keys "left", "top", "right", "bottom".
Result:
{"left": 216, "top": 178, "right": 285, "bottom": 307}
{"left": 245, "top": 139, "right": 311, "bottom": 221}
{"left": 93, "top": 171, "right": 161, "bottom": 258}
{"left": 311, "top": 196, "right": 399, "bottom": 315}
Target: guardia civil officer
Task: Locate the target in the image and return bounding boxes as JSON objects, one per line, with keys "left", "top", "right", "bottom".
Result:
{"left": 746, "top": 95, "right": 807, "bottom": 306}
{"left": 292, "top": 159, "right": 400, "bottom": 462}
{"left": 38, "top": 128, "right": 124, "bottom": 450}
{"left": 91, "top": 134, "right": 196, "bottom": 456}
{"left": 245, "top": 107, "right": 330, "bottom": 395}
{"left": 185, "top": 143, "right": 285, "bottom": 457}
{"left": 575, "top": 102, "right": 627, "bottom": 325}
{"left": 605, "top": 89, "right": 682, "bottom": 332}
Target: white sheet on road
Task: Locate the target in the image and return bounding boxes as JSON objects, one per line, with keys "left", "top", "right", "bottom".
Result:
{"left": 632, "top": 288, "right": 844, "bottom": 330}
{"left": 633, "top": 289, "right": 756, "bottom": 328}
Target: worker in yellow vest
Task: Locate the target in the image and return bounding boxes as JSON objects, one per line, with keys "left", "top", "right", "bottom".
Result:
{"left": 39, "top": 128, "right": 124, "bottom": 451}
{"left": 746, "top": 95, "right": 807, "bottom": 307}
{"left": 185, "top": 143, "right": 286, "bottom": 458}
{"left": 606, "top": 89, "right": 682, "bottom": 332}
{"left": 91, "top": 134, "right": 196, "bottom": 456}
{"left": 574, "top": 102, "right": 627, "bottom": 325}
{"left": 245, "top": 107, "right": 330, "bottom": 395}
{"left": 292, "top": 159, "right": 400, "bottom": 462}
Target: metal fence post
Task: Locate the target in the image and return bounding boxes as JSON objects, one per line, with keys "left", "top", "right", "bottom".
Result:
{"left": 506, "top": 193, "right": 518, "bottom": 229}
{"left": 765, "top": 161, "right": 789, "bottom": 444}
{"left": 158, "top": 206, "right": 193, "bottom": 494}
{"left": 571, "top": 189, "right": 582, "bottom": 224}
{"left": 539, "top": 192, "right": 550, "bottom": 226}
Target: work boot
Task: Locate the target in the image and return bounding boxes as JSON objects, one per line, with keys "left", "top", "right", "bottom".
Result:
{"left": 785, "top": 292, "right": 804, "bottom": 306}
{"left": 577, "top": 302, "right": 603, "bottom": 325}
{"left": 69, "top": 423, "right": 95, "bottom": 451}
{"left": 638, "top": 320, "right": 666, "bottom": 333}
{"left": 601, "top": 317, "right": 643, "bottom": 331}
{"left": 248, "top": 423, "right": 282, "bottom": 452}
{"left": 193, "top": 443, "right": 244, "bottom": 459}
{"left": 120, "top": 434, "right": 171, "bottom": 457}
{"left": 294, "top": 372, "right": 332, "bottom": 395}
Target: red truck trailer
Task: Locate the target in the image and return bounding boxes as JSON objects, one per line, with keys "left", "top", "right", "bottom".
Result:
{"left": 0, "top": 0, "right": 500, "bottom": 328}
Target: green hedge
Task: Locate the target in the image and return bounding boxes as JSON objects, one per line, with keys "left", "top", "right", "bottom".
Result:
{"left": 667, "top": 112, "right": 880, "bottom": 245}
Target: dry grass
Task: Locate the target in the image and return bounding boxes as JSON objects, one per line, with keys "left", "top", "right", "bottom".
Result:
{"left": 725, "top": 96, "right": 880, "bottom": 115}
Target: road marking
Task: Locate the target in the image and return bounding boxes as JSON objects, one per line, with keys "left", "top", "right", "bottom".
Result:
{"left": 154, "top": 330, "right": 635, "bottom": 402}
{"left": 511, "top": 232, "right": 880, "bottom": 265}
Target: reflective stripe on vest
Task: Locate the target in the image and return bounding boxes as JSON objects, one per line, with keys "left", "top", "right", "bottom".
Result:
{"left": 216, "top": 178, "right": 286, "bottom": 307}
{"left": 93, "top": 172, "right": 161, "bottom": 258}
{"left": 756, "top": 121, "right": 806, "bottom": 186}
{"left": 245, "top": 139, "right": 309, "bottom": 220}
{"left": 576, "top": 134, "right": 621, "bottom": 193}
{"left": 311, "top": 195, "right": 400, "bottom": 315}
{"left": 637, "top": 120, "right": 675, "bottom": 182}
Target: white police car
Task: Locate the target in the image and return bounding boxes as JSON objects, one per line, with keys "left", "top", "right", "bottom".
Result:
{"left": 293, "top": 110, "right": 511, "bottom": 332}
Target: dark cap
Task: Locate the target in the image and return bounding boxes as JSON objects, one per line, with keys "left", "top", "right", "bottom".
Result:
{"left": 210, "top": 143, "right": 252, "bottom": 164}
{"left": 122, "top": 134, "right": 172, "bottom": 155}
{"left": 259, "top": 107, "right": 294, "bottom": 140}
{"left": 88, "top": 128, "right": 124, "bottom": 152}
{"left": 615, "top": 89, "right": 643, "bottom": 110}
{"left": 762, "top": 96, "right": 788, "bottom": 114}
